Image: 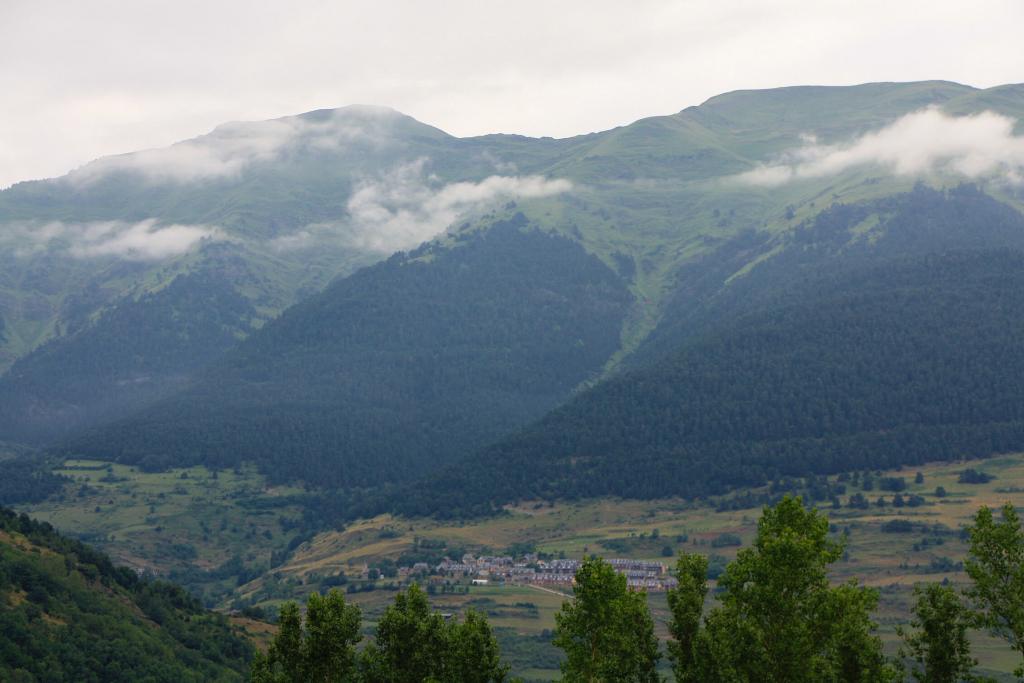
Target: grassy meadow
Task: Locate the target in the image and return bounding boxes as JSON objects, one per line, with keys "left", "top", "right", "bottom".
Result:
{"left": 231, "top": 453, "right": 1024, "bottom": 680}
{"left": 16, "top": 451, "right": 1024, "bottom": 680}
{"left": 20, "top": 459, "right": 307, "bottom": 603}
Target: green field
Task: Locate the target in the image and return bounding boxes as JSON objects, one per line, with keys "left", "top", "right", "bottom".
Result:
{"left": 242, "top": 453, "right": 1024, "bottom": 680}
{"left": 21, "top": 459, "right": 307, "bottom": 604}
{"left": 17, "top": 452, "right": 1024, "bottom": 680}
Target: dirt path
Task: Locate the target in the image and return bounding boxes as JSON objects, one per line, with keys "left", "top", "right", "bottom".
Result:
{"left": 522, "top": 583, "right": 572, "bottom": 599}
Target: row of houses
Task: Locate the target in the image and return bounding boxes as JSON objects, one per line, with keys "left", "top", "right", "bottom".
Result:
{"left": 429, "top": 553, "right": 678, "bottom": 591}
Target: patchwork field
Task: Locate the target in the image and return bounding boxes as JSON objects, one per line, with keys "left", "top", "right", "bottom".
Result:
{"left": 17, "top": 452, "right": 1024, "bottom": 680}
{"left": 20, "top": 459, "right": 307, "bottom": 603}
{"left": 236, "top": 453, "right": 1024, "bottom": 680}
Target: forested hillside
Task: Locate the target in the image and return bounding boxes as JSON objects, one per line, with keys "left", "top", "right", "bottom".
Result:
{"left": 2, "top": 82, "right": 1021, "bottom": 519}
{"left": 4, "top": 82, "right": 1020, "bottom": 458}
{"left": 389, "top": 187, "right": 1024, "bottom": 516}
{"left": 0, "top": 264, "right": 257, "bottom": 442}
{"left": 0, "top": 456, "right": 66, "bottom": 504}
{"left": 0, "top": 105, "right": 574, "bottom": 445}
{"left": 629, "top": 184, "right": 1024, "bottom": 367}
{"left": 0, "top": 507, "right": 252, "bottom": 681}
{"left": 64, "top": 215, "right": 633, "bottom": 487}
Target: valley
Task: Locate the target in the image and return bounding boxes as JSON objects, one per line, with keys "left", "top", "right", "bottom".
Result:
{"left": 18, "top": 451, "right": 1024, "bottom": 680}
{"left": 4, "top": 80, "right": 1024, "bottom": 680}
{"left": 21, "top": 460, "right": 308, "bottom": 605}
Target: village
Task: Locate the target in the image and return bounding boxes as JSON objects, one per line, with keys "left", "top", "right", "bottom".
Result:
{"left": 386, "top": 553, "right": 680, "bottom": 592}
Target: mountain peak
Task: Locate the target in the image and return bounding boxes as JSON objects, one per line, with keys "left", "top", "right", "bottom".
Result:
{"left": 299, "top": 103, "right": 405, "bottom": 119}
{"left": 694, "top": 80, "right": 977, "bottom": 110}
{"left": 206, "top": 102, "right": 447, "bottom": 140}
{"left": 58, "top": 103, "right": 450, "bottom": 187}
{"left": 672, "top": 80, "right": 989, "bottom": 143}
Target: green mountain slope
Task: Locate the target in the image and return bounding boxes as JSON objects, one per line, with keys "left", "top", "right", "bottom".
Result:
{"left": 384, "top": 186, "right": 1024, "bottom": 516}
{"left": 0, "top": 506, "right": 252, "bottom": 681}
{"left": 64, "top": 214, "right": 632, "bottom": 487}
{"left": 630, "top": 183, "right": 1024, "bottom": 366}
{"left": 0, "top": 263, "right": 256, "bottom": 442}
{"left": 7, "top": 81, "right": 1024, "bottom": 496}
{"left": 0, "top": 106, "right": 579, "bottom": 444}
{"left": 502, "top": 80, "right": 1024, "bottom": 359}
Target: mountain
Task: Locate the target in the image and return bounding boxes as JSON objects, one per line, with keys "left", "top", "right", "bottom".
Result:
{"left": 385, "top": 185, "right": 1024, "bottom": 516}
{"left": 0, "top": 106, "right": 577, "bottom": 442}
{"left": 63, "top": 213, "right": 632, "bottom": 487}
{"left": 6, "top": 81, "right": 1024, "bottom": 500}
{"left": 0, "top": 265, "right": 256, "bottom": 442}
{"left": 0, "top": 506, "right": 252, "bottom": 681}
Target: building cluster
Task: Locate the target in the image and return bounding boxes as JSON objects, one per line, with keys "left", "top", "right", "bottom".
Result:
{"left": 415, "top": 553, "right": 678, "bottom": 591}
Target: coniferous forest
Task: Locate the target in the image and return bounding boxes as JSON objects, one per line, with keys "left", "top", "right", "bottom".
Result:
{"left": 384, "top": 187, "right": 1024, "bottom": 518}
{"left": 59, "top": 216, "right": 633, "bottom": 489}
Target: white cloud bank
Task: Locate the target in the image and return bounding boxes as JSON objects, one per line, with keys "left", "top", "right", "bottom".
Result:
{"left": 1, "top": 219, "right": 222, "bottom": 260}
{"left": 274, "top": 160, "right": 572, "bottom": 254}
{"left": 68, "top": 106, "right": 405, "bottom": 185}
{"left": 738, "top": 108, "right": 1024, "bottom": 187}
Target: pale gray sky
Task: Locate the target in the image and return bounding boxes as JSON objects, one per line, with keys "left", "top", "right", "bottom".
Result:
{"left": 1, "top": 0, "right": 1022, "bottom": 189}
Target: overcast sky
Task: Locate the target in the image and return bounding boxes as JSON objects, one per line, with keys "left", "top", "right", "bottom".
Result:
{"left": 1, "top": 0, "right": 1022, "bottom": 189}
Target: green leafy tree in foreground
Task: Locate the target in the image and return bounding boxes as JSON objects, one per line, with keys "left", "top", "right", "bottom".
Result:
{"left": 250, "top": 590, "right": 362, "bottom": 682}
{"left": 666, "top": 553, "right": 707, "bottom": 683}
{"left": 361, "top": 583, "right": 450, "bottom": 682}
{"left": 553, "top": 556, "right": 661, "bottom": 682}
{"left": 446, "top": 609, "right": 509, "bottom": 683}
{"left": 965, "top": 503, "right": 1024, "bottom": 678}
{"left": 304, "top": 590, "right": 365, "bottom": 681}
{"left": 898, "top": 583, "right": 981, "bottom": 683}
{"left": 361, "top": 582, "right": 508, "bottom": 682}
{"left": 668, "top": 496, "right": 897, "bottom": 682}
{"left": 257, "top": 583, "right": 509, "bottom": 683}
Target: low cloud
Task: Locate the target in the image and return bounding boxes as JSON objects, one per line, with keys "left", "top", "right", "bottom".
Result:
{"left": 1, "top": 219, "right": 222, "bottom": 260}
{"left": 737, "top": 108, "right": 1024, "bottom": 186}
{"left": 272, "top": 159, "right": 572, "bottom": 253}
{"left": 68, "top": 105, "right": 407, "bottom": 185}
{"left": 479, "top": 149, "right": 519, "bottom": 174}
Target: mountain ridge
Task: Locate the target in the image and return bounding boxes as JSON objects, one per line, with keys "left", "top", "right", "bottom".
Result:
{"left": 3, "top": 80, "right": 1024, "bottom": 509}
{"left": 381, "top": 184, "right": 1024, "bottom": 517}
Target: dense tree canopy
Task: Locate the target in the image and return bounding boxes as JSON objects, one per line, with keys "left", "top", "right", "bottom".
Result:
{"left": 553, "top": 557, "right": 661, "bottom": 682}
{"left": 255, "top": 585, "right": 509, "bottom": 683}
{"left": 0, "top": 455, "right": 66, "bottom": 504}
{"left": 64, "top": 215, "right": 632, "bottom": 490}
{"left": 667, "top": 497, "right": 895, "bottom": 682}
{"left": 390, "top": 188, "right": 1024, "bottom": 517}
{"left": 251, "top": 591, "right": 362, "bottom": 683}
{"left": 0, "top": 507, "right": 252, "bottom": 682}
{"left": 0, "top": 268, "right": 257, "bottom": 443}
{"left": 965, "top": 503, "right": 1024, "bottom": 678}
{"left": 899, "top": 583, "right": 980, "bottom": 683}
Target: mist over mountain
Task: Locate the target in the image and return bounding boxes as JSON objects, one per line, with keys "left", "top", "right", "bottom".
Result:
{"left": 0, "top": 106, "right": 580, "bottom": 441}
{"left": 7, "top": 0, "right": 1024, "bottom": 677}
{"left": 3, "top": 81, "right": 1024, "bottom": 510}
{"left": 390, "top": 185, "right": 1024, "bottom": 516}
{"left": 64, "top": 214, "right": 633, "bottom": 487}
